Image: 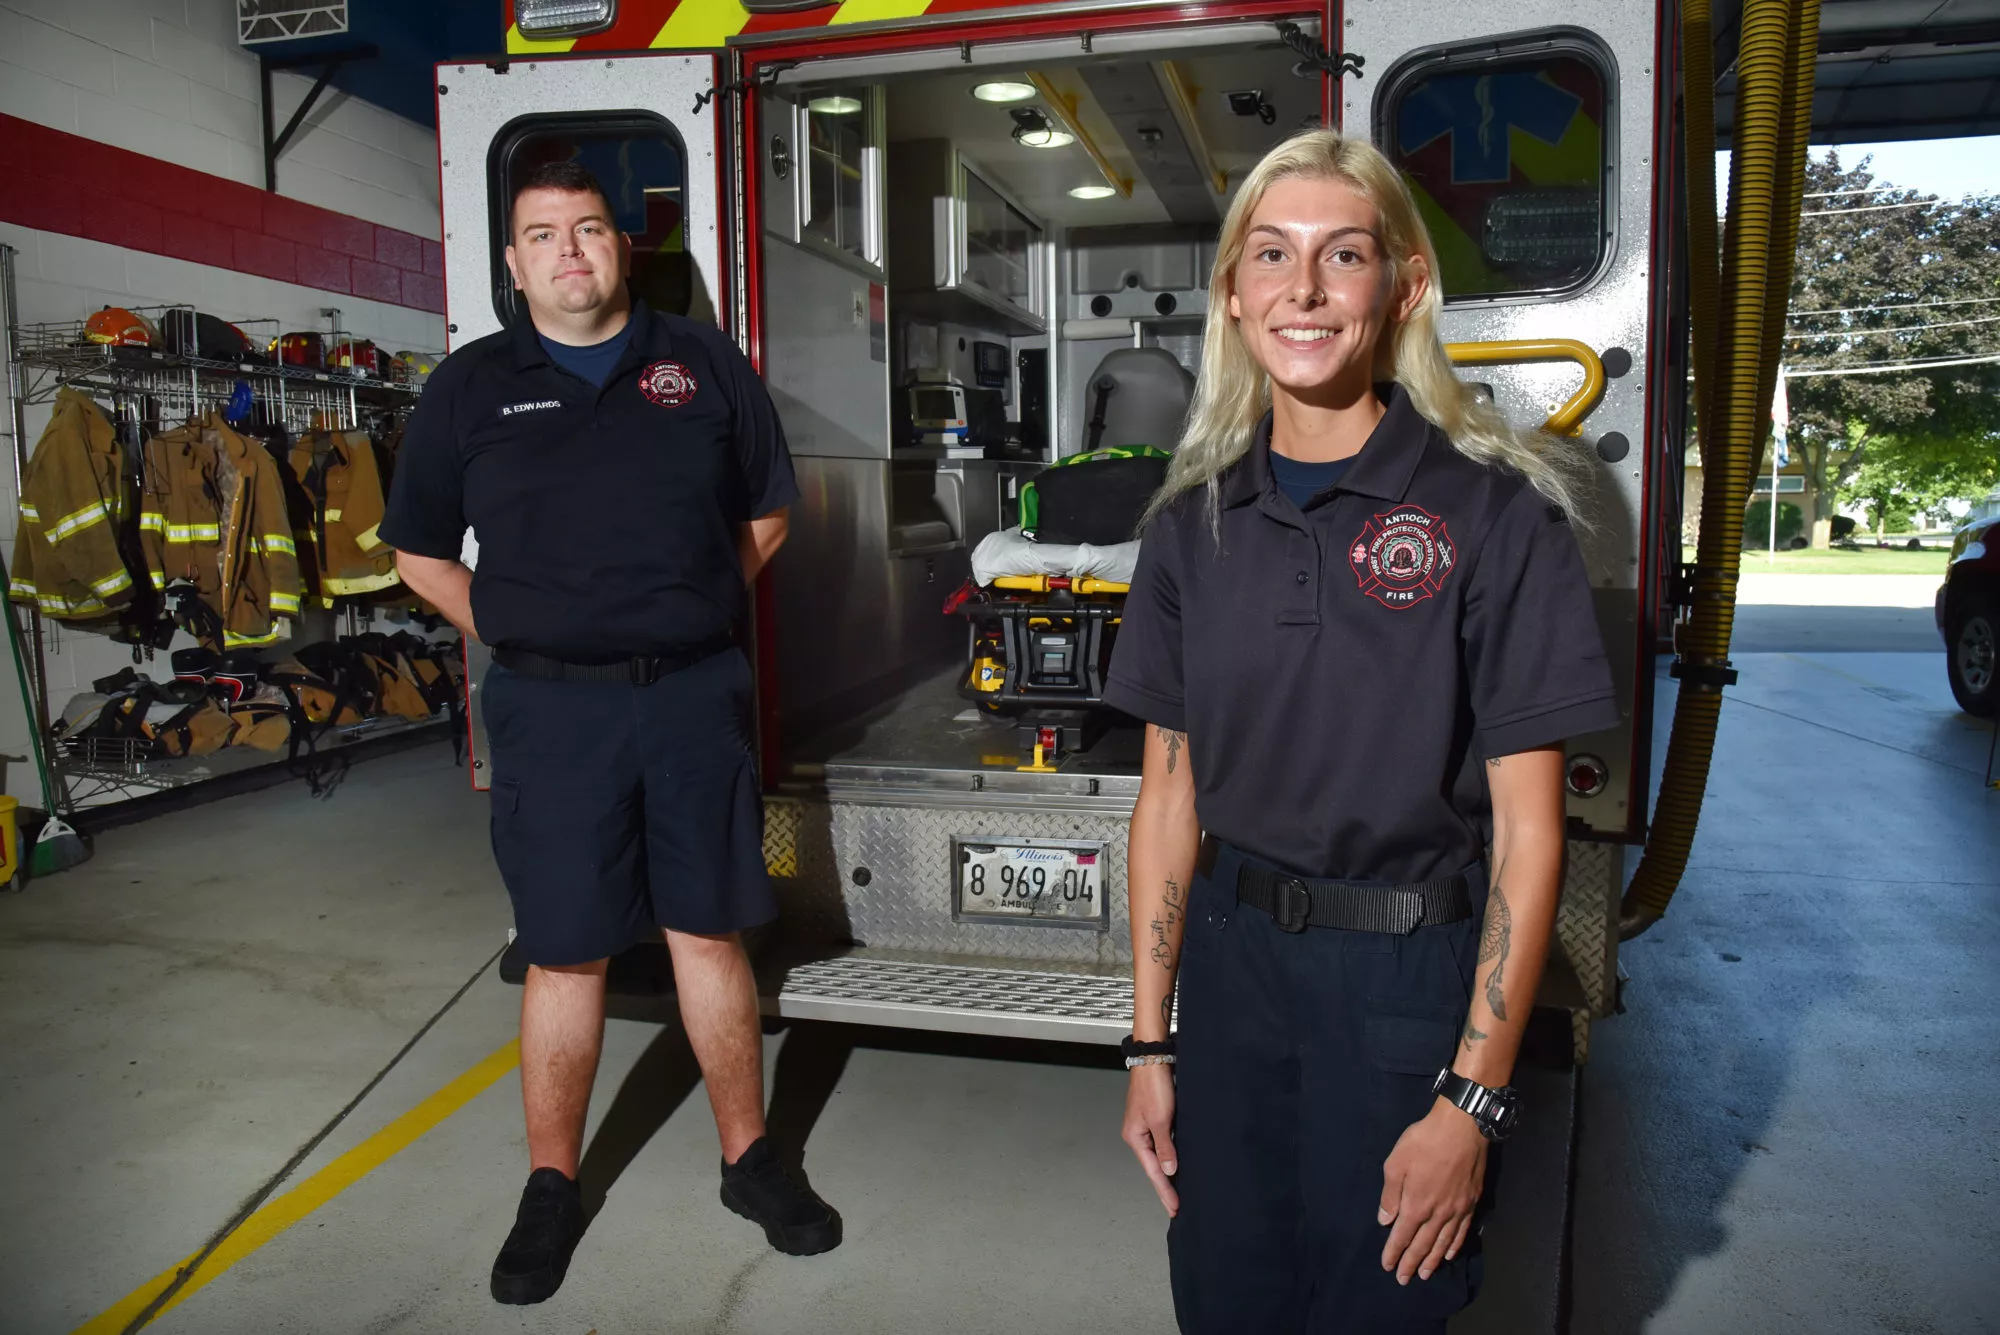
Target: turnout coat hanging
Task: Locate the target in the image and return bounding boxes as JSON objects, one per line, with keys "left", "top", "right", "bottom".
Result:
{"left": 9, "top": 389, "right": 138, "bottom": 621}
{"left": 139, "top": 413, "right": 304, "bottom": 648}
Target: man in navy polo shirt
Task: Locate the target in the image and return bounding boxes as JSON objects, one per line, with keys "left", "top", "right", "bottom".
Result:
{"left": 381, "top": 161, "right": 838, "bottom": 1306}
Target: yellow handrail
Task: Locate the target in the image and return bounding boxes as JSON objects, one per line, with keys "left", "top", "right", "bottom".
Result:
{"left": 1444, "top": 338, "right": 1607, "bottom": 437}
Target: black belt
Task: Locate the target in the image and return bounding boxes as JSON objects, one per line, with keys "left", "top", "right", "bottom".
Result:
{"left": 492, "top": 638, "right": 732, "bottom": 685}
{"left": 1200, "top": 837, "right": 1477, "bottom": 935}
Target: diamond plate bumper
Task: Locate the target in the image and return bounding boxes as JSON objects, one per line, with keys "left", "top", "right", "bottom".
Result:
{"left": 762, "top": 952, "right": 1134, "bottom": 1044}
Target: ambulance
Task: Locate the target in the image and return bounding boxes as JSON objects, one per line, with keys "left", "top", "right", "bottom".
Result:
{"left": 446, "top": 0, "right": 1810, "bottom": 1060}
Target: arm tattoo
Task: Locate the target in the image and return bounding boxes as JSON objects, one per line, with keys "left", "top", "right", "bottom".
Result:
{"left": 1158, "top": 728, "right": 1186, "bottom": 775}
{"left": 1486, "top": 756, "right": 1503, "bottom": 769}
{"left": 1479, "top": 881, "right": 1513, "bottom": 1023}
{"left": 1460, "top": 1018, "right": 1487, "bottom": 1052}
{"left": 1149, "top": 878, "right": 1188, "bottom": 971}
{"left": 1147, "top": 877, "right": 1189, "bottom": 1032}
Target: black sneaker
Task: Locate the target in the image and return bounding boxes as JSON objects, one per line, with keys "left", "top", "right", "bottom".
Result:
{"left": 490, "top": 1167, "right": 584, "bottom": 1305}
{"left": 719, "top": 1137, "right": 842, "bottom": 1255}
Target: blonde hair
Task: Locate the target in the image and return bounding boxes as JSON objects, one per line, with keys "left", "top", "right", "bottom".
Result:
{"left": 1147, "top": 129, "right": 1587, "bottom": 530}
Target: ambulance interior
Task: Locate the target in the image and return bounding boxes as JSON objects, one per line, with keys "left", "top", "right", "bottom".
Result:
{"left": 755, "top": 32, "right": 1321, "bottom": 789}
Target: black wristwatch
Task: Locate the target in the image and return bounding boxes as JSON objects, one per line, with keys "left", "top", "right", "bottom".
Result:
{"left": 1432, "top": 1068, "right": 1520, "bottom": 1142}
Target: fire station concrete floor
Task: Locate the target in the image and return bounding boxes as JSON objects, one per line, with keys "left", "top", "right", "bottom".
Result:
{"left": 0, "top": 605, "right": 1995, "bottom": 1334}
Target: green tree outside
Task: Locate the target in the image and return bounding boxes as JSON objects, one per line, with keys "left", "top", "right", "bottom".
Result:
{"left": 1782, "top": 152, "right": 2000, "bottom": 545}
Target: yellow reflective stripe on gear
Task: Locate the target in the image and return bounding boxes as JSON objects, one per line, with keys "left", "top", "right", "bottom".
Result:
{"left": 18, "top": 503, "right": 38, "bottom": 522}
{"left": 225, "top": 624, "right": 289, "bottom": 648}
{"left": 46, "top": 499, "right": 111, "bottom": 543}
{"left": 166, "top": 523, "right": 221, "bottom": 543}
{"left": 325, "top": 508, "right": 343, "bottom": 522}
{"left": 89, "top": 569, "right": 132, "bottom": 597}
{"left": 352, "top": 523, "right": 385, "bottom": 552}
{"left": 26, "top": 587, "right": 108, "bottom": 615}
{"left": 269, "top": 591, "right": 302, "bottom": 613}
{"left": 261, "top": 533, "right": 298, "bottom": 556}
{"left": 149, "top": 572, "right": 167, "bottom": 589}
{"left": 138, "top": 512, "right": 166, "bottom": 534}
{"left": 9, "top": 578, "right": 35, "bottom": 597}
{"left": 320, "top": 568, "right": 403, "bottom": 596}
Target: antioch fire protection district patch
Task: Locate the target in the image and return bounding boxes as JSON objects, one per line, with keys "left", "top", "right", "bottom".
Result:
{"left": 1349, "top": 505, "right": 1456, "bottom": 609}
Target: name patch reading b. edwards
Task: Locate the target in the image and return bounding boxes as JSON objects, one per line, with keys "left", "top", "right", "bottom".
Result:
{"left": 1349, "top": 505, "right": 1456, "bottom": 609}
{"left": 501, "top": 399, "right": 562, "bottom": 417}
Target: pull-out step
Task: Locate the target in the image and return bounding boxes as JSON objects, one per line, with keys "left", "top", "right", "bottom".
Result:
{"left": 761, "top": 952, "right": 1135, "bottom": 1044}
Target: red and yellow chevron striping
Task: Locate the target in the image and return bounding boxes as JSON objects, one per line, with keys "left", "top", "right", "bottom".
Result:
{"left": 506, "top": 0, "right": 1057, "bottom": 52}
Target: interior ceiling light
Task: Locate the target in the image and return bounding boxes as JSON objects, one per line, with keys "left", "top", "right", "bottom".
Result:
{"left": 514, "top": 0, "right": 615, "bottom": 39}
{"left": 808, "top": 95, "right": 863, "bottom": 115}
{"left": 1069, "top": 185, "right": 1116, "bottom": 200}
{"left": 972, "top": 81, "right": 1037, "bottom": 103}
{"left": 1009, "top": 107, "right": 1074, "bottom": 150}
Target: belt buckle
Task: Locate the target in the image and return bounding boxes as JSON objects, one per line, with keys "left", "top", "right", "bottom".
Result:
{"left": 1273, "top": 876, "right": 1311, "bottom": 933}
{"left": 630, "top": 657, "right": 661, "bottom": 685}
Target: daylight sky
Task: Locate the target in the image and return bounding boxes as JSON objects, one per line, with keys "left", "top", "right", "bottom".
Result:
{"left": 1716, "top": 135, "right": 2000, "bottom": 204}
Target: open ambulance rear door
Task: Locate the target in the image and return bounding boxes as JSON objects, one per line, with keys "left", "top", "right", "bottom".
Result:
{"left": 435, "top": 52, "right": 739, "bottom": 794}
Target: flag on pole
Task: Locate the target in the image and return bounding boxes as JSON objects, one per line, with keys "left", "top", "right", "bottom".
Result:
{"left": 1771, "top": 369, "right": 1790, "bottom": 468}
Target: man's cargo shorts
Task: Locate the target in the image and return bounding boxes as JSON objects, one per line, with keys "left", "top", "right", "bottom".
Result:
{"left": 480, "top": 646, "right": 776, "bottom": 966}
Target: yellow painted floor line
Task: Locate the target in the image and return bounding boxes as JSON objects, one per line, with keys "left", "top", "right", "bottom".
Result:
{"left": 73, "top": 1040, "right": 522, "bottom": 1335}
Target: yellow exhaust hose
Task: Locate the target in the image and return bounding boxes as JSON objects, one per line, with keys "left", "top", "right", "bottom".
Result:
{"left": 1620, "top": 0, "right": 1822, "bottom": 938}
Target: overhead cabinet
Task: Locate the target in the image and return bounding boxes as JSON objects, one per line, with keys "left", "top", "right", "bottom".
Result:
{"left": 888, "top": 139, "right": 1049, "bottom": 335}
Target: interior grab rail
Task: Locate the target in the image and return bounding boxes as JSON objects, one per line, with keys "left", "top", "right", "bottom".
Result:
{"left": 1444, "top": 338, "right": 1607, "bottom": 437}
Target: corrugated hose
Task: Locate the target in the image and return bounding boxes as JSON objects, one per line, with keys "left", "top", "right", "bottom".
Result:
{"left": 1620, "top": 0, "right": 1823, "bottom": 938}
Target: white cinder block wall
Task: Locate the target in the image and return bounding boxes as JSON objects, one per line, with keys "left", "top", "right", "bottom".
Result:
{"left": 0, "top": 0, "right": 441, "bottom": 240}
{"left": 0, "top": 0, "right": 449, "bottom": 803}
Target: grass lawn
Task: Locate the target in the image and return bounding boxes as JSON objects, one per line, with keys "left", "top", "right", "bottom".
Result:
{"left": 1683, "top": 546, "right": 1951, "bottom": 575}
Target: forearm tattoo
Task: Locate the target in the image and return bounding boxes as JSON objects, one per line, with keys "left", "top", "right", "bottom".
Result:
{"left": 1149, "top": 876, "right": 1188, "bottom": 1021}
{"left": 1479, "top": 880, "right": 1513, "bottom": 1023}
{"left": 1158, "top": 727, "right": 1186, "bottom": 775}
{"left": 1151, "top": 877, "right": 1187, "bottom": 966}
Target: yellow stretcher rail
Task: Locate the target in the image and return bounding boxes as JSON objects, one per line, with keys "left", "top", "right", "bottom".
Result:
{"left": 1444, "top": 339, "right": 1607, "bottom": 437}
{"left": 990, "top": 575, "right": 1131, "bottom": 596}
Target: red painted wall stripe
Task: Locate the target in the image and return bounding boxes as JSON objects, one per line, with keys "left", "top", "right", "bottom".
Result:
{"left": 0, "top": 114, "right": 445, "bottom": 316}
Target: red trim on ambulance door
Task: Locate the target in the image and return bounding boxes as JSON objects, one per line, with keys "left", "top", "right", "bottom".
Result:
{"left": 739, "top": 0, "right": 1317, "bottom": 67}
{"left": 1623, "top": 0, "right": 1680, "bottom": 844}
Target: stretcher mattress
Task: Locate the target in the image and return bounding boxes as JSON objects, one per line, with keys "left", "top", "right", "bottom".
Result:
{"left": 970, "top": 527, "right": 1140, "bottom": 589}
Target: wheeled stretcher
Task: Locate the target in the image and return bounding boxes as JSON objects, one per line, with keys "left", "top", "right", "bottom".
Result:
{"left": 941, "top": 347, "right": 1191, "bottom": 761}
{"left": 947, "top": 529, "right": 1140, "bottom": 760}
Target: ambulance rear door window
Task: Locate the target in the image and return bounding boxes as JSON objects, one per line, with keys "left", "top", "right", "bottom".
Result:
{"left": 1380, "top": 39, "right": 1613, "bottom": 302}
{"left": 492, "top": 113, "right": 691, "bottom": 324}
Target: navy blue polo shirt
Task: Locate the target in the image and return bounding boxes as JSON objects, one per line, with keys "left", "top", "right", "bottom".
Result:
{"left": 1103, "top": 386, "right": 1619, "bottom": 883}
{"left": 379, "top": 301, "right": 799, "bottom": 658}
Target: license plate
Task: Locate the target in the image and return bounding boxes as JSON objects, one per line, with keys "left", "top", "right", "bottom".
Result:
{"left": 952, "top": 838, "right": 1108, "bottom": 929}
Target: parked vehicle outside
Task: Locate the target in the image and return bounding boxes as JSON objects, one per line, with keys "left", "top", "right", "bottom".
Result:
{"left": 1939, "top": 513, "right": 1999, "bottom": 716}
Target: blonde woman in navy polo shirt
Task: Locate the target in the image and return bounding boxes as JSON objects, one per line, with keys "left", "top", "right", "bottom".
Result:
{"left": 1105, "top": 130, "right": 1619, "bottom": 1333}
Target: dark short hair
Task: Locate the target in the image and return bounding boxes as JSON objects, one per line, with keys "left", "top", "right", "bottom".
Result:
{"left": 509, "top": 161, "right": 615, "bottom": 236}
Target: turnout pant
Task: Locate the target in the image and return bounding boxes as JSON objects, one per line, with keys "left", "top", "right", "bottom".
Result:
{"left": 1168, "top": 842, "right": 1497, "bottom": 1334}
